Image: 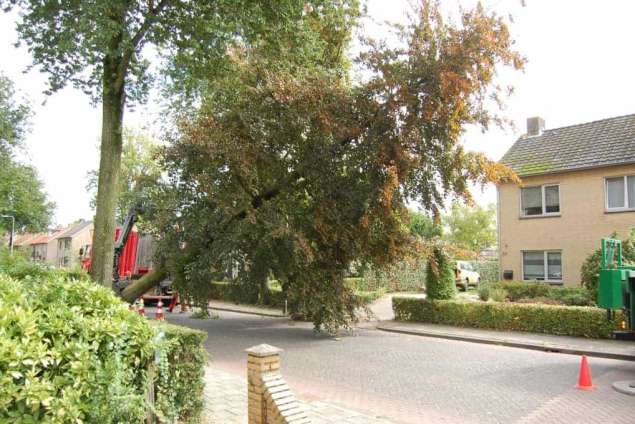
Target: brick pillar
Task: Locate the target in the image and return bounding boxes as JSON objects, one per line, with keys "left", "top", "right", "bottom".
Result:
{"left": 246, "top": 344, "right": 283, "bottom": 424}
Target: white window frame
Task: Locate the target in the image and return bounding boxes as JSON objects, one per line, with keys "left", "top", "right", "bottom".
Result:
{"left": 520, "top": 184, "right": 561, "bottom": 217}
{"left": 605, "top": 175, "right": 635, "bottom": 212}
{"left": 521, "top": 250, "right": 563, "bottom": 283}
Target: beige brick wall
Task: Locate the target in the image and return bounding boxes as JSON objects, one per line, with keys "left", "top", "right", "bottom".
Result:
{"left": 498, "top": 163, "right": 635, "bottom": 286}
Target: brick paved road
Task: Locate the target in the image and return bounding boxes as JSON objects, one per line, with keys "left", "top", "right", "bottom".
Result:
{"left": 167, "top": 311, "right": 635, "bottom": 424}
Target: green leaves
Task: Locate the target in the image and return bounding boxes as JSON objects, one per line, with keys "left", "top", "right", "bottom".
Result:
{"left": 0, "top": 73, "right": 31, "bottom": 155}
{"left": 443, "top": 203, "right": 497, "bottom": 254}
{"left": 0, "top": 73, "right": 53, "bottom": 233}
{"left": 0, "top": 272, "right": 155, "bottom": 423}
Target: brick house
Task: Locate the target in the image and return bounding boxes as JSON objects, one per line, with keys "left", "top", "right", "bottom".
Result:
{"left": 498, "top": 114, "right": 635, "bottom": 286}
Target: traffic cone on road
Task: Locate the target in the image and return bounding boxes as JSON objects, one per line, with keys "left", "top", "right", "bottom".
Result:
{"left": 155, "top": 300, "right": 165, "bottom": 321}
{"left": 576, "top": 355, "right": 595, "bottom": 390}
{"left": 138, "top": 299, "right": 145, "bottom": 317}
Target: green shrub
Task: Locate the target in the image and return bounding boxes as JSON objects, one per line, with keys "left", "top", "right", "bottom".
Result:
{"left": 483, "top": 281, "right": 595, "bottom": 307}
{"left": 548, "top": 287, "right": 595, "bottom": 306}
{"left": 477, "top": 284, "right": 490, "bottom": 301}
{"left": 150, "top": 321, "right": 207, "bottom": 423}
{"left": 393, "top": 297, "right": 622, "bottom": 338}
{"left": 472, "top": 260, "right": 499, "bottom": 284}
{"left": 516, "top": 296, "right": 563, "bottom": 305}
{"left": 361, "top": 259, "right": 427, "bottom": 292}
{"left": 0, "top": 248, "right": 91, "bottom": 282}
{"left": 0, "top": 267, "right": 208, "bottom": 423}
{"left": 580, "top": 230, "right": 635, "bottom": 296}
{"left": 0, "top": 274, "right": 155, "bottom": 423}
{"left": 425, "top": 245, "right": 456, "bottom": 300}
{"left": 489, "top": 287, "right": 507, "bottom": 302}
{"left": 501, "top": 281, "right": 551, "bottom": 301}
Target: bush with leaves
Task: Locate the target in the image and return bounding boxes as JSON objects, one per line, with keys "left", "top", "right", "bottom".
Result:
{"left": 361, "top": 257, "right": 427, "bottom": 293}
{"left": 393, "top": 297, "right": 622, "bottom": 338}
{"left": 477, "top": 284, "right": 491, "bottom": 301}
{"left": 425, "top": 242, "right": 456, "bottom": 300}
{"left": 581, "top": 230, "right": 635, "bottom": 296}
{"left": 0, "top": 274, "right": 155, "bottom": 422}
{"left": 151, "top": 322, "right": 207, "bottom": 423}
{"left": 482, "top": 280, "right": 594, "bottom": 306}
{"left": 0, "top": 261, "right": 207, "bottom": 423}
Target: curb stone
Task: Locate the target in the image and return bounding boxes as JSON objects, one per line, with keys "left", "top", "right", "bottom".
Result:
{"left": 376, "top": 323, "right": 635, "bottom": 362}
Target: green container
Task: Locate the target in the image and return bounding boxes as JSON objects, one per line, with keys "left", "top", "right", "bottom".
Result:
{"left": 598, "top": 269, "right": 623, "bottom": 309}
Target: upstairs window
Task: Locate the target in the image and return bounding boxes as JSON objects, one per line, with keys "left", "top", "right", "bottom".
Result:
{"left": 606, "top": 176, "right": 635, "bottom": 210}
{"left": 521, "top": 184, "right": 560, "bottom": 217}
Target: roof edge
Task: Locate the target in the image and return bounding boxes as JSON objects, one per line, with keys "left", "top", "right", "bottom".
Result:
{"left": 508, "top": 159, "right": 635, "bottom": 179}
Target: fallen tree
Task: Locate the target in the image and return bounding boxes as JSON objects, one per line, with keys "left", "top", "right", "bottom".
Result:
{"left": 124, "top": 1, "right": 523, "bottom": 332}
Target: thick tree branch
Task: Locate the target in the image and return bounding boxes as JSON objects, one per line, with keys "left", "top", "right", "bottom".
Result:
{"left": 121, "top": 266, "right": 168, "bottom": 302}
{"left": 114, "top": 0, "right": 172, "bottom": 91}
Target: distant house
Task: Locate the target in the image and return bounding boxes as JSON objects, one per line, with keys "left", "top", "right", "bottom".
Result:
{"left": 55, "top": 221, "right": 93, "bottom": 268}
{"left": 498, "top": 114, "right": 635, "bottom": 285}
{"left": 12, "top": 233, "right": 40, "bottom": 253}
{"left": 26, "top": 227, "right": 67, "bottom": 263}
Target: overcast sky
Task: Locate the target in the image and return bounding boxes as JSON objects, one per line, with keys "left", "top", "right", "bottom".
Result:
{"left": 1, "top": 1, "right": 635, "bottom": 225}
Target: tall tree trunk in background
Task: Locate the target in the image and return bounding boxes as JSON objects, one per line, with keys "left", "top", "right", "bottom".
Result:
{"left": 90, "top": 58, "right": 125, "bottom": 287}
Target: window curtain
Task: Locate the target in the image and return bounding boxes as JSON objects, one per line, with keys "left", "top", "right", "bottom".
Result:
{"left": 521, "top": 187, "right": 542, "bottom": 215}
{"left": 607, "top": 177, "right": 625, "bottom": 208}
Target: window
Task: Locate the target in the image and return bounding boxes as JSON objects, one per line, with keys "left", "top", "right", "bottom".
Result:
{"left": 521, "top": 184, "right": 560, "bottom": 216}
{"left": 458, "top": 262, "right": 473, "bottom": 271}
{"left": 522, "top": 251, "right": 562, "bottom": 282}
{"left": 606, "top": 176, "right": 635, "bottom": 210}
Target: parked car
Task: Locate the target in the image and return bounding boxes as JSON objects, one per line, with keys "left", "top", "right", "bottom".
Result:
{"left": 455, "top": 261, "right": 480, "bottom": 291}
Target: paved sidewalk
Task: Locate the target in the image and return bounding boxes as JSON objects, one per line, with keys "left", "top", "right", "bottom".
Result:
{"left": 377, "top": 321, "right": 635, "bottom": 361}
{"left": 365, "top": 293, "right": 426, "bottom": 322}
{"left": 202, "top": 366, "right": 394, "bottom": 424}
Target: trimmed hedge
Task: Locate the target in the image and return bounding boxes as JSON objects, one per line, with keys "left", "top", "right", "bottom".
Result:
{"left": 393, "top": 297, "right": 623, "bottom": 338}
{"left": 484, "top": 281, "right": 595, "bottom": 306}
{"left": 0, "top": 274, "right": 155, "bottom": 423}
{"left": 151, "top": 322, "right": 207, "bottom": 423}
{"left": 0, "top": 266, "right": 208, "bottom": 423}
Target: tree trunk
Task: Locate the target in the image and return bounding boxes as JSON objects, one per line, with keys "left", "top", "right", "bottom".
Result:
{"left": 121, "top": 267, "right": 168, "bottom": 303}
{"left": 90, "top": 61, "right": 126, "bottom": 287}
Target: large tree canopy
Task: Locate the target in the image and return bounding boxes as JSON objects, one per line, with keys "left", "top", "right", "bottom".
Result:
{"left": 2, "top": 0, "right": 361, "bottom": 286}
{"left": 136, "top": 1, "right": 523, "bottom": 332}
{"left": 0, "top": 72, "right": 54, "bottom": 232}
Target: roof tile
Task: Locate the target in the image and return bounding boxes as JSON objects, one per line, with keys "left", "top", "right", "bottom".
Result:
{"left": 500, "top": 114, "right": 635, "bottom": 176}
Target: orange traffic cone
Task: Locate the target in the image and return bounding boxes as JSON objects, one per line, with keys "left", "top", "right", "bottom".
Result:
{"left": 138, "top": 298, "right": 145, "bottom": 317}
{"left": 155, "top": 300, "right": 165, "bottom": 321}
{"left": 576, "top": 355, "right": 595, "bottom": 390}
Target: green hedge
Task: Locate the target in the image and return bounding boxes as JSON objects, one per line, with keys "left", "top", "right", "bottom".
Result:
{"left": 208, "top": 280, "right": 381, "bottom": 307}
{"left": 0, "top": 267, "right": 208, "bottom": 423}
{"left": 392, "top": 297, "right": 623, "bottom": 338}
{"left": 485, "top": 281, "right": 595, "bottom": 306}
{"left": 0, "top": 273, "right": 155, "bottom": 423}
{"left": 150, "top": 322, "right": 207, "bottom": 423}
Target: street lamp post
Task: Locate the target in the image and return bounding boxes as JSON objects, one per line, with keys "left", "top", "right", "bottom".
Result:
{"left": 1, "top": 215, "right": 15, "bottom": 254}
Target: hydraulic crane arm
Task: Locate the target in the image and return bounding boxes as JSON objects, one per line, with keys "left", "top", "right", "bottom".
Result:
{"left": 113, "top": 203, "right": 143, "bottom": 290}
